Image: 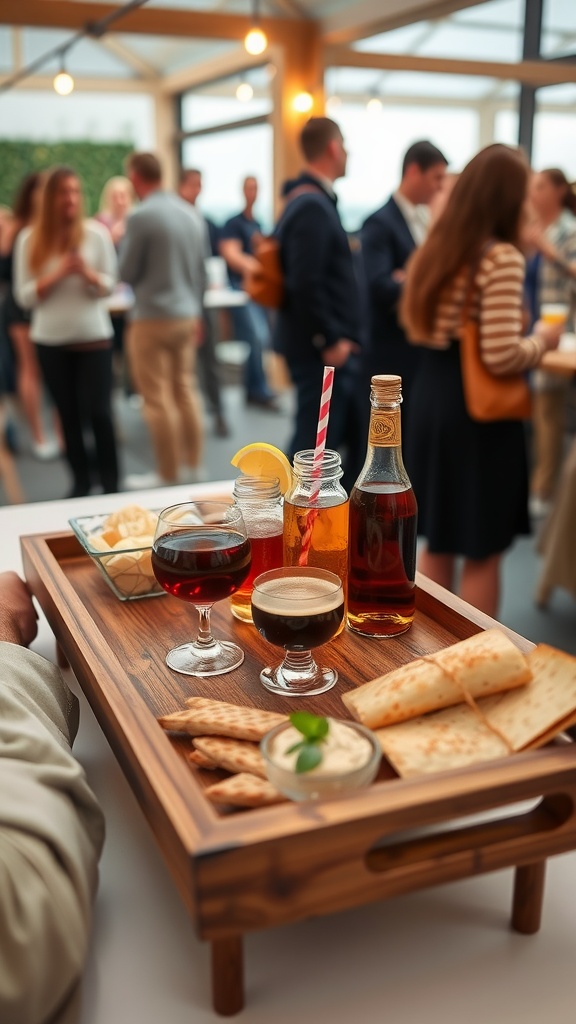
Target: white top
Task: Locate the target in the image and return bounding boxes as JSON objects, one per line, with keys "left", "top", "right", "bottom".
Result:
{"left": 14, "top": 219, "right": 117, "bottom": 345}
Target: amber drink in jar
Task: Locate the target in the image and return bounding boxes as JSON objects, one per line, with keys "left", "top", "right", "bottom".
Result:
{"left": 283, "top": 450, "right": 348, "bottom": 632}
{"left": 230, "top": 475, "right": 284, "bottom": 623}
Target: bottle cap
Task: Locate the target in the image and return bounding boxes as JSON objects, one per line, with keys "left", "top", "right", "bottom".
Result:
{"left": 371, "top": 374, "right": 402, "bottom": 404}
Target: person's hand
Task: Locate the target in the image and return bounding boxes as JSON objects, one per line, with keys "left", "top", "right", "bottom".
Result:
{"left": 322, "top": 338, "right": 360, "bottom": 368}
{"left": 535, "top": 319, "right": 564, "bottom": 352}
{"left": 0, "top": 571, "right": 38, "bottom": 647}
{"left": 56, "top": 252, "right": 84, "bottom": 279}
{"left": 392, "top": 268, "right": 406, "bottom": 284}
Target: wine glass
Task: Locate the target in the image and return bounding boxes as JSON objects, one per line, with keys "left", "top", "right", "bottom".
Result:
{"left": 251, "top": 567, "right": 344, "bottom": 696}
{"left": 152, "top": 502, "right": 251, "bottom": 676}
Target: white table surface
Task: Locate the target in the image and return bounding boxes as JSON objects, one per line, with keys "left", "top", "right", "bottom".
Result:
{"left": 106, "top": 286, "right": 247, "bottom": 313}
{"left": 3, "top": 481, "right": 575, "bottom": 1024}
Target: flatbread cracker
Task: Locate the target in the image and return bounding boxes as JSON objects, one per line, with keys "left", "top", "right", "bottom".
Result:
{"left": 160, "top": 700, "right": 287, "bottom": 741}
{"left": 204, "top": 772, "right": 286, "bottom": 808}
{"left": 343, "top": 629, "right": 530, "bottom": 728}
{"left": 193, "top": 736, "right": 267, "bottom": 779}
{"left": 484, "top": 644, "right": 576, "bottom": 751}
{"left": 186, "top": 749, "right": 217, "bottom": 769}
{"left": 376, "top": 703, "right": 509, "bottom": 778}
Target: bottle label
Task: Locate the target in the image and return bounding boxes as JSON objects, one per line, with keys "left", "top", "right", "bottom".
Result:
{"left": 368, "top": 410, "right": 401, "bottom": 447}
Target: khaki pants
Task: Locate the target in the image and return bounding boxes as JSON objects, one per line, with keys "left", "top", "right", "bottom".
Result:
{"left": 531, "top": 386, "right": 569, "bottom": 500}
{"left": 126, "top": 318, "right": 203, "bottom": 482}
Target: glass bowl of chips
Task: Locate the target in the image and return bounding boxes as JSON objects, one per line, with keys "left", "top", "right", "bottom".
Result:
{"left": 69, "top": 504, "right": 165, "bottom": 601}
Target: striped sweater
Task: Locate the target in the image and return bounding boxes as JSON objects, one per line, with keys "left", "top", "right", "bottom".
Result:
{"left": 412, "top": 241, "right": 545, "bottom": 375}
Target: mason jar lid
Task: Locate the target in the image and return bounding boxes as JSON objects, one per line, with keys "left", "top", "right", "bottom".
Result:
{"left": 233, "top": 474, "right": 281, "bottom": 500}
{"left": 292, "top": 449, "right": 343, "bottom": 480}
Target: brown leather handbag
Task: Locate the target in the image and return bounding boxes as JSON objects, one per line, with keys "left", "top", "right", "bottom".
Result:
{"left": 459, "top": 261, "right": 532, "bottom": 422}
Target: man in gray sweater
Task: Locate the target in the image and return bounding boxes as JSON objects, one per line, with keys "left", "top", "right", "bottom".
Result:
{"left": 120, "top": 152, "right": 206, "bottom": 489}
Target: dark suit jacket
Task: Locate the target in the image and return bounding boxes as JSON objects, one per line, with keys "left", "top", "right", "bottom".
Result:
{"left": 273, "top": 173, "right": 361, "bottom": 367}
{"left": 360, "top": 196, "right": 422, "bottom": 395}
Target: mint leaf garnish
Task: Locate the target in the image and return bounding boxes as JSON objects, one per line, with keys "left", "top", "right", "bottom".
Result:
{"left": 289, "top": 712, "right": 329, "bottom": 773}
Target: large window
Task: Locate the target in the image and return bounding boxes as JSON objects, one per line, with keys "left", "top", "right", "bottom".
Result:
{"left": 179, "top": 66, "right": 274, "bottom": 233}
{"left": 181, "top": 123, "right": 274, "bottom": 232}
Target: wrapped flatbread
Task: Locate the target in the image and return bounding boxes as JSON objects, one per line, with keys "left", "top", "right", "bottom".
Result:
{"left": 342, "top": 628, "right": 531, "bottom": 729}
{"left": 377, "top": 643, "right": 576, "bottom": 778}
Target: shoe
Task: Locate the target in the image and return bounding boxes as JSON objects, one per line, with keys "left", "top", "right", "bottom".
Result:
{"left": 124, "top": 471, "right": 165, "bottom": 490}
{"left": 246, "top": 394, "right": 281, "bottom": 412}
{"left": 529, "top": 495, "right": 551, "bottom": 519}
{"left": 214, "top": 414, "right": 230, "bottom": 438}
{"left": 32, "top": 439, "right": 61, "bottom": 461}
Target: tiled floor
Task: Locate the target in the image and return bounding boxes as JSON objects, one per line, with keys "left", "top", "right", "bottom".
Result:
{"left": 2, "top": 377, "right": 574, "bottom": 654}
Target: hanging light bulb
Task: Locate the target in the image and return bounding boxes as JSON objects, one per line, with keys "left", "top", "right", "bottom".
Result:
{"left": 236, "top": 81, "right": 254, "bottom": 103}
{"left": 53, "top": 56, "right": 74, "bottom": 96}
{"left": 245, "top": 27, "right": 267, "bottom": 56}
{"left": 366, "top": 95, "right": 383, "bottom": 114}
{"left": 244, "top": 0, "right": 267, "bottom": 56}
{"left": 293, "top": 91, "right": 314, "bottom": 114}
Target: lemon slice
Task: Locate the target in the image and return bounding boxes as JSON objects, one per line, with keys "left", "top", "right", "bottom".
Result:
{"left": 231, "top": 442, "right": 292, "bottom": 495}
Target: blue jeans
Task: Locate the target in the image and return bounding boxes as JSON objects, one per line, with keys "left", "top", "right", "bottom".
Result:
{"left": 231, "top": 297, "right": 273, "bottom": 401}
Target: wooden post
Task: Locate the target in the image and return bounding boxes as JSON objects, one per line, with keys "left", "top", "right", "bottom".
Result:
{"left": 270, "top": 24, "right": 324, "bottom": 218}
{"left": 211, "top": 936, "right": 244, "bottom": 1016}
{"left": 511, "top": 860, "right": 546, "bottom": 934}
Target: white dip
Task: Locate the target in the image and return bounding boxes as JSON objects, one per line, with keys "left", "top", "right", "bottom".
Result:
{"left": 270, "top": 718, "right": 372, "bottom": 776}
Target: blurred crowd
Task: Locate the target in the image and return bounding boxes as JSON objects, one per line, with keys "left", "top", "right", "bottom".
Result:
{"left": 0, "top": 118, "right": 575, "bottom": 617}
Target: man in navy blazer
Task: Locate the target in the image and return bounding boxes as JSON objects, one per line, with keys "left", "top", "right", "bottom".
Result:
{"left": 274, "top": 117, "right": 365, "bottom": 491}
{"left": 361, "top": 141, "right": 447, "bottom": 429}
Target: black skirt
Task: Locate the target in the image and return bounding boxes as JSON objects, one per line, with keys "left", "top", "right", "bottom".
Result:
{"left": 405, "top": 341, "right": 530, "bottom": 560}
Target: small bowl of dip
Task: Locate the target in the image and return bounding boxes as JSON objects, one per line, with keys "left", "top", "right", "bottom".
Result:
{"left": 260, "top": 717, "right": 381, "bottom": 801}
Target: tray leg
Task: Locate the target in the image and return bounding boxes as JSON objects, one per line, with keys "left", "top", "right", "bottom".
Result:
{"left": 511, "top": 861, "right": 547, "bottom": 934}
{"left": 211, "top": 936, "right": 244, "bottom": 1016}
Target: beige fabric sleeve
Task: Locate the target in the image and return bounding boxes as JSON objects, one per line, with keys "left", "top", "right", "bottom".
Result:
{"left": 0, "top": 642, "right": 105, "bottom": 1024}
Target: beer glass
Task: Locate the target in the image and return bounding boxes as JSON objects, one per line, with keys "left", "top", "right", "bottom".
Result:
{"left": 251, "top": 566, "right": 344, "bottom": 696}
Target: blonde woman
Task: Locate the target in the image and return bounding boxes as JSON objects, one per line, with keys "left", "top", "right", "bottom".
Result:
{"left": 96, "top": 175, "right": 135, "bottom": 249}
{"left": 14, "top": 166, "right": 119, "bottom": 497}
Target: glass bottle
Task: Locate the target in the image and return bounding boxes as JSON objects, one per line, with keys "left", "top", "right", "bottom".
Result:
{"left": 231, "top": 475, "right": 284, "bottom": 623}
{"left": 283, "top": 450, "right": 349, "bottom": 632}
{"left": 347, "top": 375, "right": 418, "bottom": 637}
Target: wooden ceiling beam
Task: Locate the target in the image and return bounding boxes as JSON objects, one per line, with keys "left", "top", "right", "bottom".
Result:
{"left": 325, "top": 46, "right": 576, "bottom": 86}
{"left": 0, "top": 1, "right": 305, "bottom": 45}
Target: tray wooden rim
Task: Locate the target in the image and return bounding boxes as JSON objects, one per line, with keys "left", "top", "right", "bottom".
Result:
{"left": 21, "top": 529, "right": 576, "bottom": 841}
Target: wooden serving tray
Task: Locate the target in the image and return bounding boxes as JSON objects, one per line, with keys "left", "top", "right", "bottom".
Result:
{"left": 21, "top": 531, "right": 576, "bottom": 1016}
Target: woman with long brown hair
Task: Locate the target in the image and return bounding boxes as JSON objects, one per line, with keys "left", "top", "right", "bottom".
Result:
{"left": 14, "top": 165, "right": 119, "bottom": 497}
{"left": 400, "top": 144, "right": 561, "bottom": 616}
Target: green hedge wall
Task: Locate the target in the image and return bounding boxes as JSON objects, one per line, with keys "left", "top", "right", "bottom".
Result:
{"left": 0, "top": 140, "right": 133, "bottom": 215}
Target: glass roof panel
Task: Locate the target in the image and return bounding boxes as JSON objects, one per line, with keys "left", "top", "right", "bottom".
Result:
{"left": 354, "top": 23, "right": 434, "bottom": 54}
{"left": 543, "top": 0, "right": 576, "bottom": 34}
{"left": 22, "top": 28, "right": 134, "bottom": 78}
{"left": 417, "top": 23, "right": 522, "bottom": 61}
{"left": 115, "top": 33, "right": 236, "bottom": 74}
{"left": 536, "top": 82, "right": 576, "bottom": 105}
{"left": 453, "top": 0, "right": 524, "bottom": 28}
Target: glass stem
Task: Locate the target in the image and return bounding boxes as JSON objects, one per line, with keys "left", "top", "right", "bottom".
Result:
{"left": 282, "top": 649, "right": 316, "bottom": 673}
{"left": 195, "top": 605, "right": 217, "bottom": 650}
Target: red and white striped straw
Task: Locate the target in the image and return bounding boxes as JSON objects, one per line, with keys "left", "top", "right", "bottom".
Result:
{"left": 313, "top": 365, "right": 334, "bottom": 477}
{"left": 298, "top": 366, "right": 334, "bottom": 566}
